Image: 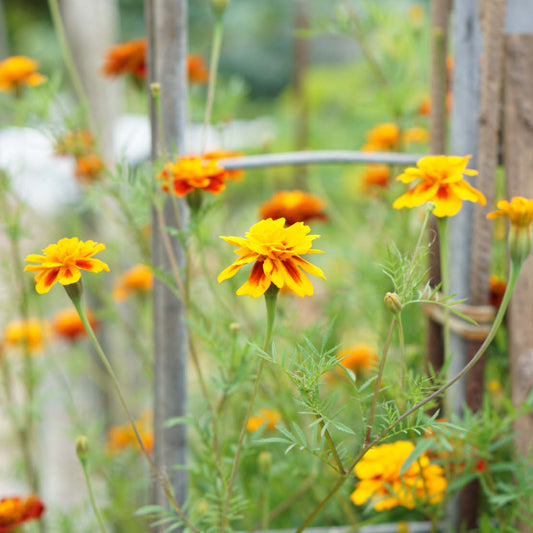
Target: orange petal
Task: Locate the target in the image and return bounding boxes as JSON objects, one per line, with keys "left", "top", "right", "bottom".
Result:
{"left": 236, "top": 261, "right": 271, "bottom": 297}
{"left": 35, "top": 267, "right": 61, "bottom": 294}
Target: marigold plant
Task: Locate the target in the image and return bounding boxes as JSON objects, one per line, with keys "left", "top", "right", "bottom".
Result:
{"left": 75, "top": 154, "right": 105, "bottom": 183}
{"left": 52, "top": 308, "right": 97, "bottom": 341}
{"left": 361, "top": 123, "right": 400, "bottom": 151}
{"left": 107, "top": 414, "right": 154, "bottom": 455}
{"left": 24, "top": 237, "right": 109, "bottom": 294}
{"left": 102, "top": 38, "right": 146, "bottom": 79}
{"left": 362, "top": 164, "right": 391, "bottom": 190}
{"left": 0, "top": 56, "right": 46, "bottom": 93}
{"left": 0, "top": 495, "right": 45, "bottom": 532}
{"left": 350, "top": 440, "right": 447, "bottom": 511}
{"left": 259, "top": 190, "right": 327, "bottom": 226}
{"left": 113, "top": 264, "right": 153, "bottom": 301}
{"left": 218, "top": 218, "right": 325, "bottom": 298}
{"left": 393, "top": 155, "right": 485, "bottom": 217}
{"left": 54, "top": 129, "right": 95, "bottom": 158}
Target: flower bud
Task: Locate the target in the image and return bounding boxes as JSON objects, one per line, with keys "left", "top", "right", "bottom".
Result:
{"left": 509, "top": 224, "right": 532, "bottom": 266}
{"left": 76, "top": 435, "right": 89, "bottom": 462}
{"left": 211, "top": 0, "right": 230, "bottom": 16}
{"left": 384, "top": 292, "right": 402, "bottom": 314}
{"left": 64, "top": 280, "right": 84, "bottom": 303}
{"left": 229, "top": 322, "right": 240, "bottom": 334}
{"left": 150, "top": 82, "right": 161, "bottom": 97}
{"left": 258, "top": 451, "right": 272, "bottom": 475}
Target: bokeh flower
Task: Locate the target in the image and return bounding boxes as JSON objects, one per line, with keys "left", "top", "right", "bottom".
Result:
{"left": 74, "top": 154, "right": 104, "bottom": 183}
{"left": 107, "top": 413, "right": 153, "bottom": 455}
{"left": 0, "top": 56, "right": 46, "bottom": 93}
{"left": 103, "top": 38, "right": 146, "bottom": 79}
{"left": 25, "top": 237, "right": 109, "bottom": 295}
{"left": 4, "top": 319, "right": 46, "bottom": 354}
{"left": 247, "top": 408, "right": 280, "bottom": 433}
{"left": 218, "top": 218, "right": 325, "bottom": 298}
{"left": 52, "top": 308, "right": 97, "bottom": 341}
{"left": 204, "top": 150, "right": 245, "bottom": 181}
{"left": 0, "top": 495, "right": 45, "bottom": 532}
{"left": 361, "top": 123, "right": 400, "bottom": 151}
{"left": 337, "top": 344, "right": 377, "bottom": 375}
{"left": 350, "top": 440, "right": 447, "bottom": 511}
{"left": 54, "top": 129, "right": 95, "bottom": 158}
{"left": 113, "top": 264, "right": 153, "bottom": 302}
{"left": 488, "top": 275, "right": 507, "bottom": 308}
{"left": 402, "top": 126, "right": 429, "bottom": 146}
{"left": 259, "top": 190, "right": 327, "bottom": 226}
{"left": 157, "top": 156, "right": 226, "bottom": 197}
{"left": 362, "top": 164, "right": 391, "bottom": 190}
{"left": 393, "top": 155, "right": 485, "bottom": 217}
{"left": 187, "top": 54, "right": 209, "bottom": 84}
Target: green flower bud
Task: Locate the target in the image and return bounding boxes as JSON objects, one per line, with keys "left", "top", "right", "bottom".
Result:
{"left": 258, "top": 451, "right": 272, "bottom": 475}
{"left": 384, "top": 292, "right": 402, "bottom": 314}
{"left": 76, "top": 435, "right": 89, "bottom": 462}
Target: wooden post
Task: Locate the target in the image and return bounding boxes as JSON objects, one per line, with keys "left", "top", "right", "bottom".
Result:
{"left": 146, "top": 0, "right": 189, "bottom": 523}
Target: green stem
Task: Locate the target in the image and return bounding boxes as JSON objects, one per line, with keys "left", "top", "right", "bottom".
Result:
{"left": 316, "top": 416, "right": 344, "bottom": 473}
{"left": 364, "top": 317, "right": 396, "bottom": 446}
{"left": 67, "top": 287, "right": 198, "bottom": 533}
{"left": 295, "top": 260, "right": 522, "bottom": 532}
{"left": 80, "top": 462, "right": 107, "bottom": 533}
{"left": 437, "top": 216, "right": 450, "bottom": 358}
{"left": 397, "top": 313, "right": 406, "bottom": 393}
{"left": 47, "top": 0, "right": 92, "bottom": 127}
{"left": 201, "top": 16, "right": 224, "bottom": 154}
{"left": 221, "top": 286, "right": 278, "bottom": 528}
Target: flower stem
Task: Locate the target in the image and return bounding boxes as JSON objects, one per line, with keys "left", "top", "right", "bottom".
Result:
{"left": 222, "top": 286, "right": 278, "bottom": 527}
{"left": 66, "top": 287, "right": 198, "bottom": 532}
{"left": 201, "top": 16, "right": 224, "bottom": 153}
{"left": 437, "top": 216, "right": 450, "bottom": 357}
{"left": 80, "top": 461, "right": 106, "bottom": 533}
{"left": 316, "top": 416, "right": 345, "bottom": 473}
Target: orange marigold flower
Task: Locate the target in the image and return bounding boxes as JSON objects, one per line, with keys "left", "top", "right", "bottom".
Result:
{"left": 0, "top": 56, "right": 46, "bottom": 93}
{"left": 75, "top": 154, "right": 104, "bottom": 183}
{"left": 489, "top": 275, "right": 507, "bottom": 308}
{"left": 25, "top": 237, "right": 109, "bottom": 295}
{"left": 361, "top": 123, "right": 400, "bottom": 151}
{"left": 204, "top": 150, "right": 245, "bottom": 181}
{"left": 393, "top": 155, "right": 485, "bottom": 217}
{"left": 52, "top": 308, "right": 97, "bottom": 341}
{"left": 402, "top": 126, "right": 429, "bottom": 146}
{"left": 259, "top": 190, "right": 327, "bottom": 226}
{"left": 4, "top": 319, "right": 46, "bottom": 354}
{"left": 113, "top": 264, "right": 153, "bottom": 302}
{"left": 188, "top": 54, "right": 209, "bottom": 84}
{"left": 0, "top": 495, "right": 45, "bottom": 532}
{"left": 247, "top": 408, "right": 280, "bottom": 433}
{"left": 362, "top": 164, "right": 391, "bottom": 189}
{"left": 350, "top": 441, "right": 447, "bottom": 511}
{"left": 157, "top": 156, "right": 226, "bottom": 197}
{"left": 55, "top": 129, "right": 95, "bottom": 158}
{"left": 107, "top": 413, "right": 153, "bottom": 455}
{"left": 218, "top": 218, "right": 326, "bottom": 298}
{"left": 103, "top": 38, "right": 146, "bottom": 79}
{"left": 338, "top": 344, "right": 377, "bottom": 375}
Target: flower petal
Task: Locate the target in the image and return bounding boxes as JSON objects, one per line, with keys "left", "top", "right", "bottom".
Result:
{"left": 58, "top": 266, "right": 82, "bottom": 285}
{"left": 35, "top": 267, "right": 60, "bottom": 294}
{"left": 432, "top": 186, "right": 463, "bottom": 217}
{"left": 236, "top": 261, "right": 271, "bottom": 297}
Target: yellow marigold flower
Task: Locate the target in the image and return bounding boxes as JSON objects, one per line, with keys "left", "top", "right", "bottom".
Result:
{"left": 0, "top": 56, "right": 46, "bottom": 93}
{"left": 203, "top": 150, "right": 245, "bottom": 181}
{"left": 247, "top": 408, "right": 280, "bottom": 433}
{"left": 0, "top": 495, "right": 45, "bottom": 530}
{"left": 113, "top": 264, "right": 153, "bottom": 302}
{"left": 487, "top": 196, "right": 533, "bottom": 228}
{"left": 487, "top": 379, "right": 503, "bottom": 395}
{"left": 157, "top": 156, "right": 226, "bottom": 197}
{"left": 362, "top": 164, "right": 391, "bottom": 190}
{"left": 4, "top": 319, "right": 46, "bottom": 353}
{"left": 24, "top": 237, "right": 109, "bottom": 295}
{"left": 393, "top": 155, "right": 485, "bottom": 217}
{"left": 218, "top": 218, "right": 326, "bottom": 298}
{"left": 103, "top": 38, "right": 146, "bottom": 79}
{"left": 74, "top": 154, "right": 105, "bottom": 183}
{"left": 338, "top": 344, "right": 377, "bottom": 375}
{"left": 259, "top": 190, "right": 327, "bottom": 226}
{"left": 107, "top": 413, "right": 153, "bottom": 456}
{"left": 52, "top": 308, "right": 97, "bottom": 342}
{"left": 361, "top": 123, "right": 400, "bottom": 151}
{"left": 350, "top": 440, "right": 447, "bottom": 511}
{"left": 402, "top": 126, "right": 429, "bottom": 146}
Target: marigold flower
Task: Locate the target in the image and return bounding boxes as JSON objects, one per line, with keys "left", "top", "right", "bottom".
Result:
{"left": 52, "top": 308, "right": 97, "bottom": 341}
{"left": 338, "top": 344, "right": 377, "bottom": 375}
{"left": 0, "top": 56, "right": 46, "bottom": 93}
{"left": 350, "top": 440, "right": 447, "bottom": 511}
{"left": 107, "top": 413, "right": 153, "bottom": 455}
{"left": 393, "top": 155, "right": 485, "bottom": 217}
{"left": 25, "top": 237, "right": 109, "bottom": 295}
{"left": 361, "top": 123, "right": 400, "bottom": 151}
{"left": 0, "top": 495, "right": 45, "bottom": 531}
{"left": 187, "top": 54, "right": 209, "bottom": 84}
{"left": 259, "top": 190, "right": 327, "bottom": 226}
{"left": 204, "top": 150, "right": 245, "bottom": 181}
{"left": 74, "top": 154, "right": 105, "bottom": 183}
{"left": 103, "top": 38, "right": 146, "bottom": 79}
{"left": 362, "top": 164, "right": 391, "bottom": 190}
{"left": 218, "top": 218, "right": 325, "bottom": 298}
{"left": 247, "top": 408, "right": 280, "bottom": 433}
{"left": 402, "top": 126, "right": 429, "bottom": 146}
{"left": 55, "top": 129, "right": 95, "bottom": 158}
{"left": 113, "top": 264, "right": 153, "bottom": 302}
{"left": 4, "top": 319, "right": 46, "bottom": 353}
{"left": 157, "top": 156, "right": 226, "bottom": 197}
{"left": 487, "top": 378, "right": 503, "bottom": 395}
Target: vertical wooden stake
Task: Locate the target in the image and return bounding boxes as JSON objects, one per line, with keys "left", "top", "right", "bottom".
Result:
{"left": 146, "top": 0, "right": 189, "bottom": 525}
